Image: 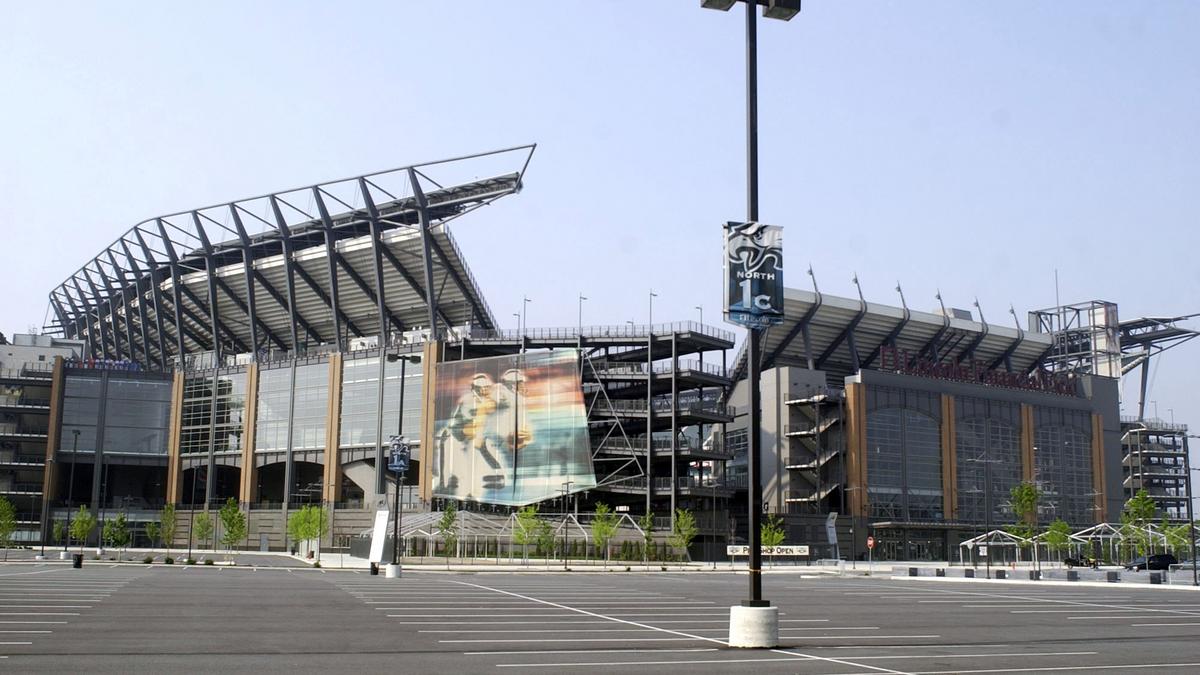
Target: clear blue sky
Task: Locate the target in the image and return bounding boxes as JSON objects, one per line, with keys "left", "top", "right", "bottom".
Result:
{"left": 2, "top": 1, "right": 1197, "bottom": 430}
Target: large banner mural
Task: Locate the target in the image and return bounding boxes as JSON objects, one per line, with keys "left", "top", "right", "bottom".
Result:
{"left": 431, "top": 350, "right": 596, "bottom": 506}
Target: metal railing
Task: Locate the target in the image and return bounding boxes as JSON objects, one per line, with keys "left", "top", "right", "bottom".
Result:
{"left": 597, "top": 398, "right": 735, "bottom": 418}
{"left": 593, "top": 436, "right": 736, "bottom": 458}
{"left": 0, "top": 366, "right": 54, "bottom": 380}
{"left": 467, "top": 320, "right": 734, "bottom": 344}
{"left": 593, "top": 359, "right": 728, "bottom": 378}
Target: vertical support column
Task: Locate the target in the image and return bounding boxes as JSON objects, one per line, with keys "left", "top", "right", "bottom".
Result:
{"left": 940, "top": 394, "right": 957, "bottom": 521}
{"left": 281, "top": 362, "right": 298, "bottom": 511}
{"left": 205, "top": 374, "right": 217, "bottom": 506}
{"left": 313, "top": 189, "right": 345, "bottom": 352}
{"left": 166, "top": 369, "right": 186, "bottom": 505}
{"left": 1021, "top": 404, "right": 1036, "bottom": 483}
{"left": 323, "top": 354, "right": 344, "bottom": 504}
{"left": 90, "top": 371, "right": 110, "bottom": 511}
{"left": 1091, "top": 413, "right": 1106, "bottom": 522}
{"left": 418, "top": 340, "right": 441, "bottom": 503}
{"left": 407, "top": 168, "right": 440, "bottom": 338}
{"left": 40, "top": 357, "right": 66, "bottom": 543}
{"left": 670, "top": 334, "right": 678, "bottom": 529}
{"left": 239, "top": 364, "right": 259, "bottom": 505}
{"left": 645, "top": 330, "right": 654, "bottom": 515}
{"left": 373, "top": 341, "right": 387, "bottom": 498}
{"left": 844, "top": 382, "right": 867, "bottom": 518}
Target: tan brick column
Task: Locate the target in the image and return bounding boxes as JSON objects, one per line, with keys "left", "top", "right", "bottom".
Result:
{"left": 323, "top": 354, "right": 343, "bottom": 504}
{"left": 1091, "top": 413, "right": 1107, "bottom": 522}
{"left": 844, "top": 382, "right": 868, "bottom": 518}
{"left": 165, "top": 369, "right": 186, "bottom": 505}
{"left": 941, "top": 394, "right": 957, "bottom": 521}
{"left": 1020, "top": 404, "right": 1036, "bottom": 484}
{"left": 239, "top": 364, "right": 259, "bottom": 504}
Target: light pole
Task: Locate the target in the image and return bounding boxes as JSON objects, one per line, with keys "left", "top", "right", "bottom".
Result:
{"left": 560, "top": 480, "right": 574, "bottom": 570}
{"left": 1185, "top": 434, "right": 1199, "bottom": 587}
{"left": 578, "top": 294, "right": 587, "bottom": 337}
{"left": 702, "top": 0, "right": 800, "bottom": 647}
{"left": 522, "top": 296, "right": 531, "bottom": 353}
{"left": 648, "top": 290, "right": 657, "bottom": 331}
{"left": 386, "top": 352, "right": 414, "bottom": 570}
{"left": 64, "top": 430, "right": 79, "bottom": 555}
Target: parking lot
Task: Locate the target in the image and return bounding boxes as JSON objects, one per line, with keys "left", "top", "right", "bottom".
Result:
{"left": 3, "top": 564, "right": 1200, "bottom": 673}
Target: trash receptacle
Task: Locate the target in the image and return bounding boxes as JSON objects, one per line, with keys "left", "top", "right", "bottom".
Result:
{"left": 369, "top": 562, "right": 379, "bottom": 576}
{"left": 995, "top": 570, "right": 1007, "bottom": 579}
{"left": 1106, "top": 571, "right": 1120, "bottom": 583}
{"left": 908, "top": 567, "right": 919, "bottom": 577}
{"left": 964, "top": 568, "right": 975, "bottom": 578}
{"left": 1150, "top": 572, "right": 1162, "bottom": 585}
{"left": 1029, "top": 570, "right": 1041, "bottom": 581}
{"left": 935, "top": 568, "right": 946, "bottom": 577}
{"left": 72, "top": 554, "right": 83, "bottom": 569}
{"left": 1067, "top": 570, "right": 1079, "bottom": 581}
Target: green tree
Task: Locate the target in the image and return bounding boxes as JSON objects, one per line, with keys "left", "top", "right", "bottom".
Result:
{"left": 436, "top": 501, "right": 459, "bottom": 568}
{"left": 669, "top": 508, "right": 698, "bottom": 562}
{"left": 513, "top": 504, "right": 540, "bottom": 563}
{"left": 218, "top": 498, "right": 247, "bottom": 555}
{"left": 160, "top": 504, "right": 177, "bottom": 552}
{"left": 144, "top": 521, "right": 161, "bottom": 549}
{"left": 0, "top": 497, "right": 15, "bottom": 560}
{"left": 102, "top": 513, "right": 131, "bottom": 560}
{"left": 637, "top": 511, "right": 654, "bottom": 565}
{"left": 761, "top": 514, "right": 786, "bottom": 568}
{"left": 1043, "top": 519, "right": 1072, "bottom": 560}
{"left": 52, "top": 520, "right": 66, "bottom": 546}
{"left": 1005, "top": 482, "right": 1041, "bottom": 544}
{"left": 590, "top": 502, "right": 620, "bottom": 566}
{"left": 193, "top": 512, "right": 213, "bottom": 550}
{"left": 534, "top": 518, "right": 556, "bottom": 562}
{"left": 1121, "top": 488, "right": 1158, "bottom": 558}
{"left": 70, "top": 506, "right": 96, "bottom": 552}
{"left": 1165, "top": 522, "right": 1193, "bottom": 558}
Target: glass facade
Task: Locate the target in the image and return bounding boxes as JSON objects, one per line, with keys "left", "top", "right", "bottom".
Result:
{"left": 955, "top": 397, "right": 1021, "bottom": 525}
{"left": 60, "top": 376, "right": 102, "bottom": 454}
{"left": 339, "top": 356, "right": 424, "bottom": 449}
{"left": 181, "top": 373, "right": 247, "bottom": 456}
{"left": 291, "top": 363, "right": 329, "bottom": 451}
{"left": 1034, "top": 407, "right": 1094, "bottom": 527}
{"left": 865, "top": 387, "right": 943, "bottom": 521}
{"left": 102, "top": 379, "right": 171, "bottom": 455}
{"left": 255, "top": 367, "right": 292, "bottom": 453}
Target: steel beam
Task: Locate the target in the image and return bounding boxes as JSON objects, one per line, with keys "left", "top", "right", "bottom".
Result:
{"left": 229, "top": 208, "right": 262, "bottom": 358}
{"left": 358, "top": 177, "right": 399, "bottom": 341}
{"left": 132, "top": 228, "right": 172, "bottom": 369}
{"left": 118, "top": 240, "right": 154, "bottom": 368}
{"left": 268, "top": 196, "right": 303, "bottom": 350}
{"left": 407, "top": 168, "right": 440, "bottom": 337}
{"left": 192, "top": 213, "right": 225, "bottom": 365}
{"left": 313, "top": 188, "right": 346, "bottom": 351}
{"left": 100, "top": 251, "right": 138, "bottom": 363}
{"left": 77, "top": 274, "right": 114, "bottom": 359}
{"left": 291, "top": 263, "right": 365, "bottom": 339}
{"left": 154, "top": 219, "right": 189, "bottom": 362}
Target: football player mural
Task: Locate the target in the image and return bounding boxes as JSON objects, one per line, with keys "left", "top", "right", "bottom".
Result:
{"left": 432, "top": 350, "right": 595, "bottom": 505}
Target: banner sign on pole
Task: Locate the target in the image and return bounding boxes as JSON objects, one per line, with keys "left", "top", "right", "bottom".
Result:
{"left": 368, "top": 509, "right": 390, "bottom": 563}
{"left": 724, "top": 221, "right": 784, "bottom": 329}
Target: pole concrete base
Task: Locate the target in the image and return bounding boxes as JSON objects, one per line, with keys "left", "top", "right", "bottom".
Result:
{"left": 385, "top": 563, "right": 401, "bottom": 578}
{"left": 728, "top": 605, "right": 779, "bottom": 648}
{"left": 59, "top": 551, "right": 69, "bottom": 560}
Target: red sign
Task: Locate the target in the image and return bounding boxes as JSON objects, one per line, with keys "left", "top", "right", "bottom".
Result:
{"left": 867, "top": 536, "right": 875, "bottom": 550}
{"left": 877, "top": 346, "right": 1077, "bottom": 396}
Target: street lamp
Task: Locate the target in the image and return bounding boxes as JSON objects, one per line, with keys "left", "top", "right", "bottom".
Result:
{"left": 578, "top": 294, "right": 587, "bottom": 337}
{"left": 700, "top": 0, "right": 796, "bottom": 648}
{"left": 560, "top": 480, "right": 574, "bottom": 571}
{"left": 63, "top": 429, "right": 79, "bottom": 556}
{"left": 385, "top": 352, "right": 417, "bottom": 574}
{"left": 522, "top": 296, "right": 531, "bottom": 353}
{"left": 701, "top": 0, "right": 801, "bottom": 648}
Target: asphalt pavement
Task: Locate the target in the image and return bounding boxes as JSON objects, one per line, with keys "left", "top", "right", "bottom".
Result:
{"left": 3, "top": 562, "right": 1200, "bottom": 673}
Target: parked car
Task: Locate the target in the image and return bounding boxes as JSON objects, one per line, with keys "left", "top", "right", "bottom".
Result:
{"left": 1063, "top": 556, "right": 1098, "bottom": 569}
{"left": 1124, "top": 554, "right": 1178, "bottom": 571}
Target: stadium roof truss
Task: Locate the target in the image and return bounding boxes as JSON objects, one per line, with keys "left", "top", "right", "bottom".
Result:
{"left": 47, "top": 145, "right": 536, "bottom": 369}
{"left": 733, "top": 282, "right": 1053, "bottom": 383}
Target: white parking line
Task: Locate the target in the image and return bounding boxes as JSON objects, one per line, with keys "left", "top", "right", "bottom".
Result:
{"left": 490, "top": 651, "right": 1099, "bottom": 670}
{"left": 0, "top": 613, "right": 79, "bottom": 616}
{"left": 468, "top": 648, "right": 719, "bottom": 655}
{"left": 1131, "top": 622, "right": 1200, "bottom": 627}
{"left": 908, "top": 663, "right": 1200, "bottom": 674}
{"left": 447, "top": 580, "right": 911, "bottom": 675}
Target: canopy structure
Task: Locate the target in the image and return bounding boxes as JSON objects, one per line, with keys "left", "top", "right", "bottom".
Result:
{"left": 47, "top": 145, "right": 536, "bottom": 368}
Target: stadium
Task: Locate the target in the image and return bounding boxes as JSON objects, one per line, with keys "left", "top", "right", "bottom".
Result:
{"left": 3, "top": 146, "right": 1197, "bottom": 562}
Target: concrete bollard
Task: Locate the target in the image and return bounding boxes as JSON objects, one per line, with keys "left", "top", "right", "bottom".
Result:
{"left": 1067, "top": 570, "right": 1079, "bottom": 581}
{"left": 1150, "top": 572, "right": 1162, "bottom": 585}
{"left": 1106, "top": 571, "right": 1119, "bottom": 583}
{"left": 995, "top": 570, "right": 1007, "bottom": 579}
{"left": 908, "top": 567, "right": 919, "bottom": 577}
{"left": 935, "top": 568, "right": 946, "bottom": 577}
{"left": 729, "top": 605, "right": 779, "bottom": 648}
{"left": 964, "top": 568, "right": 975, "bottom": 578}
{"left": 1028, "top": 570, "right": 1041, "bottom": 581}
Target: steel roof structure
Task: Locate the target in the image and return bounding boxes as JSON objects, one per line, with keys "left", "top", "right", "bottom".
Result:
{"left": 733, "top": 286, "right": 1054, "bottom": 382}
{"left": 47, "top": 145, "right": 536, "bottom": 369}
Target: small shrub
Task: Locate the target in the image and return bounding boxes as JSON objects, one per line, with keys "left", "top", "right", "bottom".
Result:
{"left": 164, "top": 556, "right": 174, "bottom": 564}
{"left": 186, "top": 558, "right": 196, "bottom": 565}
{"left": 92, "top": 555, "right": 100, "bottom": 560}
{"left": 625, "top": 566, "right": 631, "bottom": 572}
{"left": 204, "top": 559, "right": 214, "bottom": 566}
{"left": 142, "top": 556, "right": 153, "bottom": 564}
{"left": 313, "top": 561, "right": 321, "bottom": 568}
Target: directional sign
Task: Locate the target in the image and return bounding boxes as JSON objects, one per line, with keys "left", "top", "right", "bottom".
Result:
{"left": 726, "top": 545, "right": 809, "bottom": 556}
{"left": 867, "top": 536, "right": 875, "bottom": 550}
{"left": 979, "top": 545, "right": 988, "bottom": 557}
{"left": 387, "top": 435, "right": 410, "bottom": 474}
{"left": 724, "top": 221, "right": 784, "bottom": 329}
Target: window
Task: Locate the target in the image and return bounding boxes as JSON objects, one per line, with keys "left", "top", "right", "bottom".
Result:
{"left": 866, "top": 404, "right": 943, "bottom": 521}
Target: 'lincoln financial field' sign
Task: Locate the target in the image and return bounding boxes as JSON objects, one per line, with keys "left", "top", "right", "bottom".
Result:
{"left": 724, "top": 221, "right": 784, "bottom": 329}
